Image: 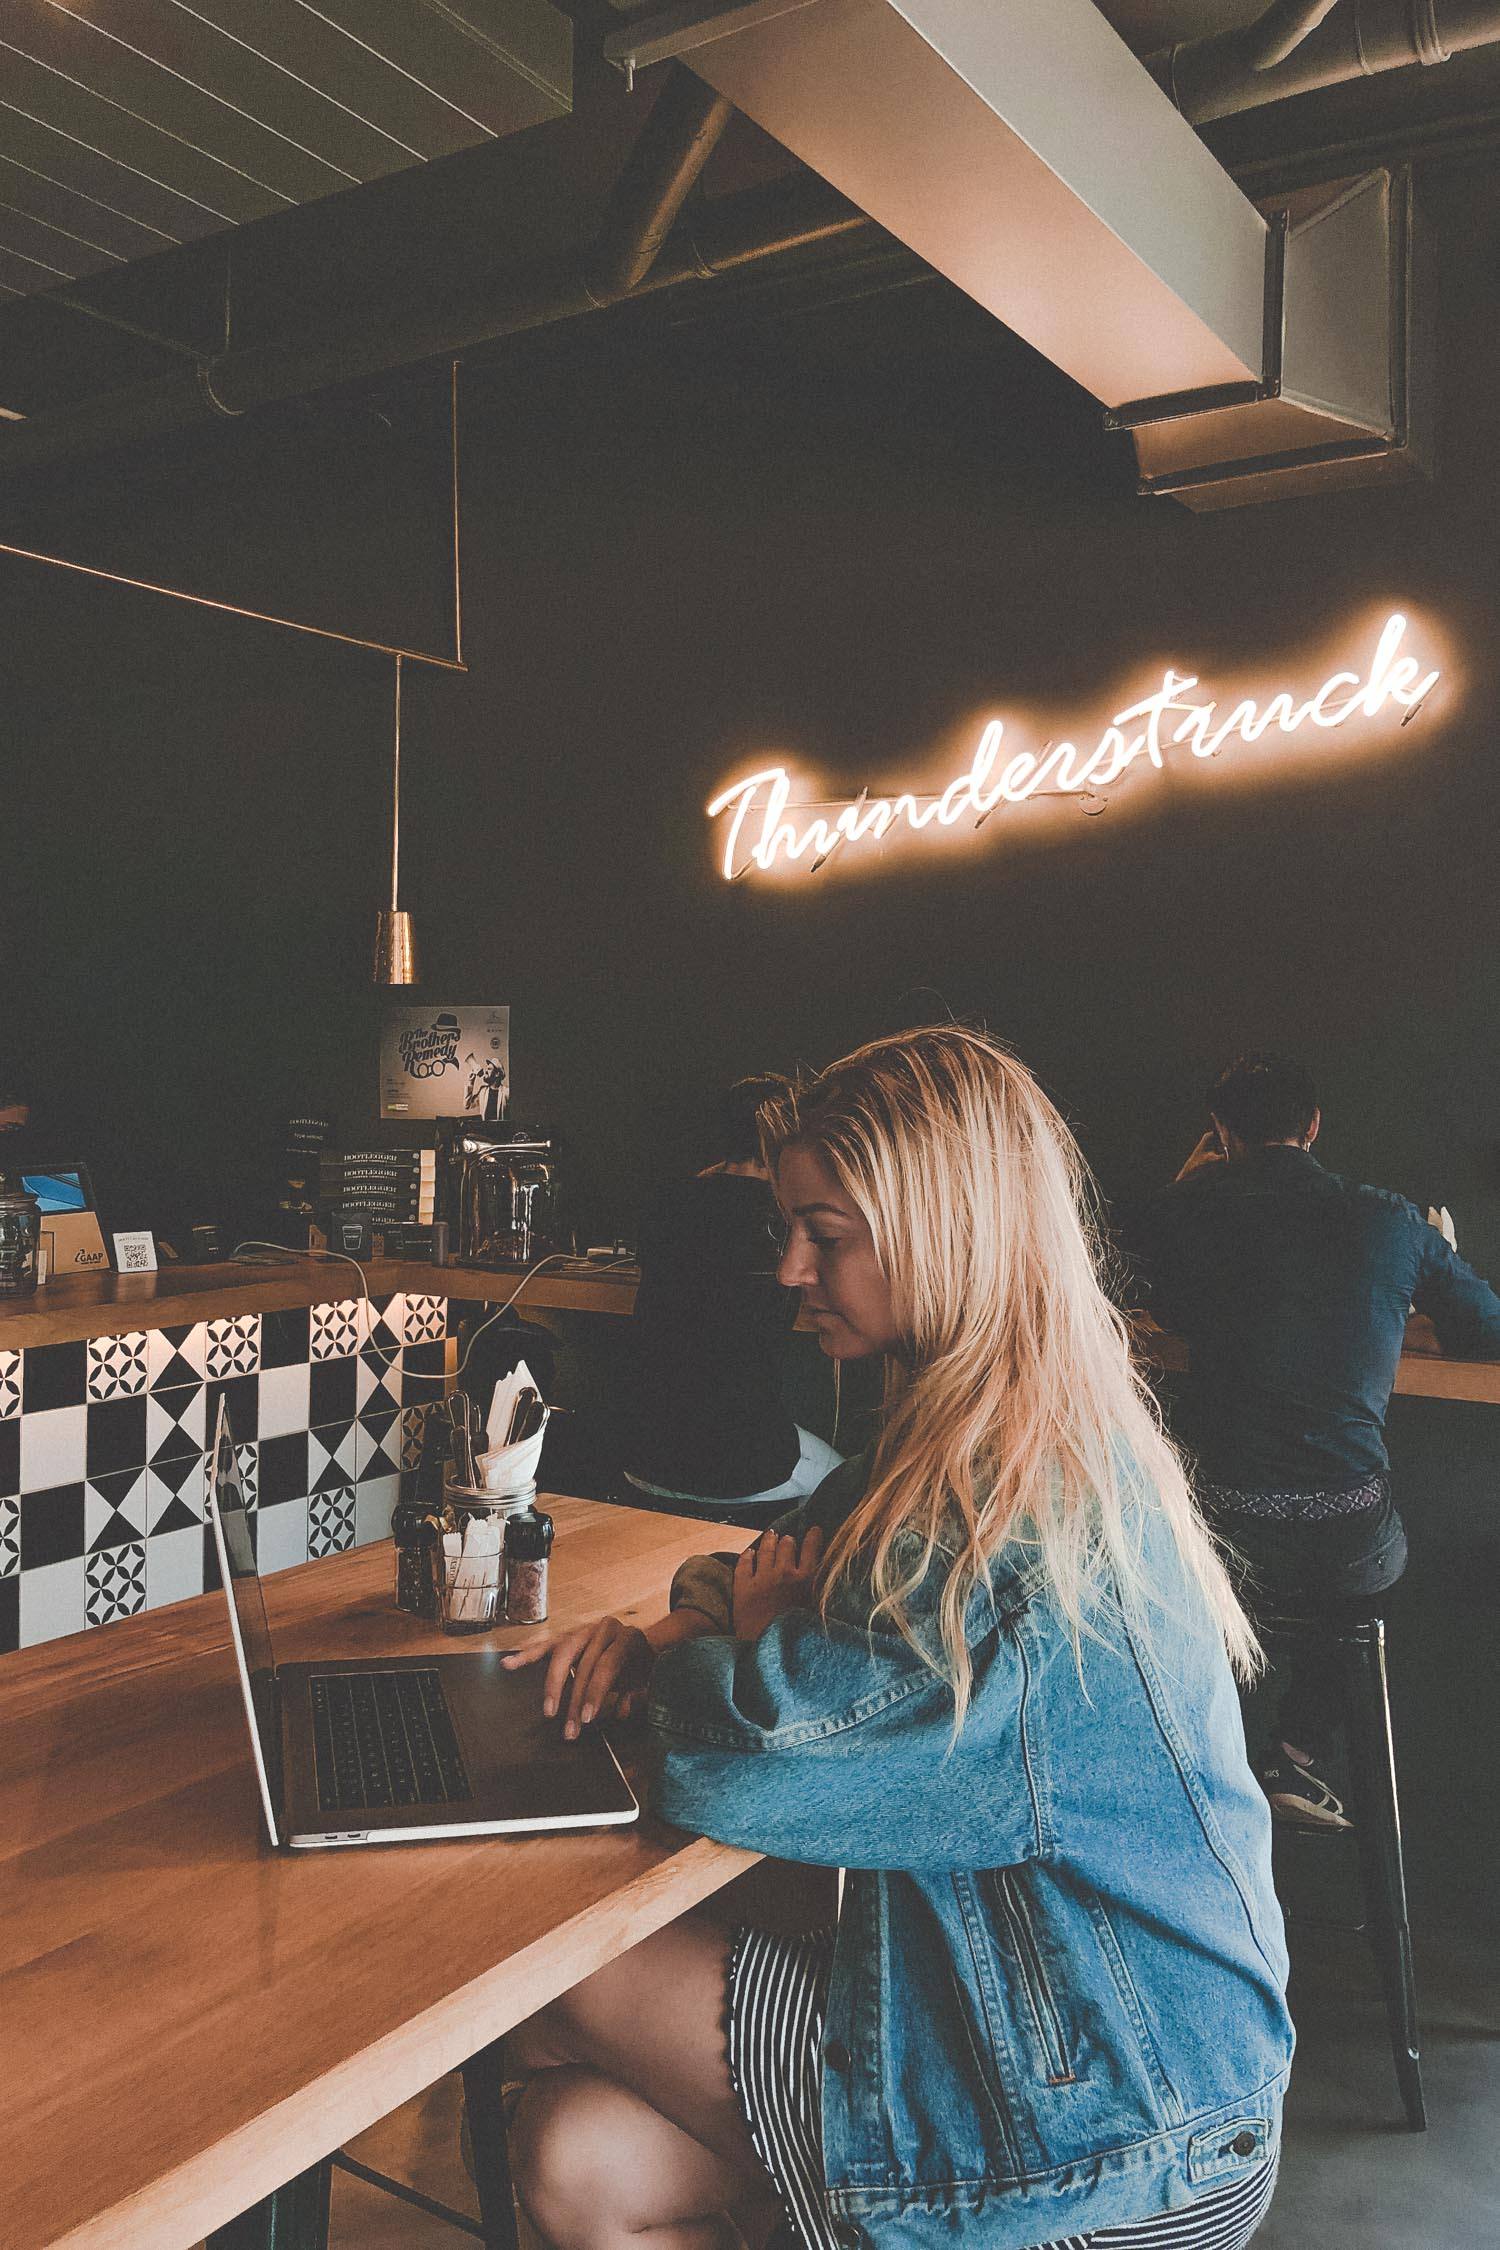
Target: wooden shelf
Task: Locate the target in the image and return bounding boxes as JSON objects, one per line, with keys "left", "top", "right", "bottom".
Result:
{"left": 0, "top": 1257, "right": 642, "bottom": 1351}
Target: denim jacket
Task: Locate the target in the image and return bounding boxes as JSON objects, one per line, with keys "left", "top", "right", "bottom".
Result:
{"left": 647, "top": 1455, "right": 1293, "bottom": 2250}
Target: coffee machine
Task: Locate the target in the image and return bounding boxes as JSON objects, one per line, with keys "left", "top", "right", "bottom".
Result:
{"left": 436, "top": 1121, "right": 561, "bottom": 1268}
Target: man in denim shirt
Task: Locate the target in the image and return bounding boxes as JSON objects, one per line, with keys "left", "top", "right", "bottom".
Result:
{"left": 1128, "top": 1054, "right": 1500, "bottom": 1829}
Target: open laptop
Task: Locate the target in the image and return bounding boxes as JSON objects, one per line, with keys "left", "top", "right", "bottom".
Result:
{"left": 204, "top": 1402, "right": 639, "bottom": 1849}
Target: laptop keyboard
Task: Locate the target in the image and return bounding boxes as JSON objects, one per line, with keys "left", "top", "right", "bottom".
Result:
{"left": 309, "top": 1668, "right": 473, "bottom": 1813}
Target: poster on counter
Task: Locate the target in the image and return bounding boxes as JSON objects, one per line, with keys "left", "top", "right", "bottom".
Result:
{"left": 379, "top": 1005, "right": 511, "bottom": 1121}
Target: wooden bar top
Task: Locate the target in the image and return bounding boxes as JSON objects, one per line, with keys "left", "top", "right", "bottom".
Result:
{"left": 4, "top": 1260, "right": 1498, "bottom": 1404}
{"left": 0, "top": 1255, "right": 640, "bottom": 1350}
{"left": 0, "top": 1497, "right": 758, "bottom": 2250}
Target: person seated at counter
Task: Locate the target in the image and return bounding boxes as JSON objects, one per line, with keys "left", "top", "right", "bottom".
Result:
{"left": 616, "top": 1073, "right": 843, "bottom": 1524}
{"left": 502, "top": 1028, "right": 1289, "bottom": 2250}
{"left": 1126, "top": 1052, "right": 1500, "bottom": 1831}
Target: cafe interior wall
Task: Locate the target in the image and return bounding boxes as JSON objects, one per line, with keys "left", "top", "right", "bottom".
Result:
{"left": 4, "top": 167, "right": 1499, "bottom": 1542}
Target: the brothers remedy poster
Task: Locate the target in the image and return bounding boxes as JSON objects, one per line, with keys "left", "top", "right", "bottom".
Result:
{"left": 379, "top": 1005, "right": 510, "bottom": 1121}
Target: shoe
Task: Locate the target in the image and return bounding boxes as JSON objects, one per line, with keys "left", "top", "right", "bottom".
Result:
{"left": 1259, "top": 1755, "right": 1352, "bottom": 1833}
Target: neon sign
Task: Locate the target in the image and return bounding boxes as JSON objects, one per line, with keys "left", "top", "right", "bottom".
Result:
{"left": 706, "top": 611, "right": 1440, "bottom": 881}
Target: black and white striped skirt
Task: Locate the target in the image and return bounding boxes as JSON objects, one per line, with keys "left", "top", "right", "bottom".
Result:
{"left": 725, "top": 1926, "right": 1277, "bottom": 2250}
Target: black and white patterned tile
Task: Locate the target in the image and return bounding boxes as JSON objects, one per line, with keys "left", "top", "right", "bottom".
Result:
{"left": 20, "top": 1554, "right": 85, "bottom": 1646}
{"left": 23, "top": 1340, "right": 86, "bottom": 1414}
{"left": 310, "top": 1298, "right": 362, "bottom": 1361}
{"left": 147, "top": 1524, "right": 204, "bottom": 1609}
{"left": 0, "top": 1418, "right": 20, "bottom": 1500}
{"left": 356, "top": 1350, "right": 402, "bottom": 1415}
{"left": 86, "top": 1542, "right": 147, "bottom": 1625}
{"left": 85, "top": 1394, "right": 149, "bottom": 1480}
{"left": 205, "top": 1314, "right": 260, "bottom": 1379}
{"left": 309, "top": 1355, "right": 358, "bottom": 1428}
{"left": 309, "top": 1422, "right": 358, "bottom": 1493}
{"left": 402, "top": 1293, "right": 447, "bottom": 1344}
{"left": 308, "top": 1486, "right": 356, "bottom": 1558}
{"left": 146, "top": 1323, "right": 207, "bottom": 1391}
{"left": 235, "top": 1442, "right": 258, "bottom": 1510}
{"left": 20, "top": 1404, "right": 87, "bottom": 1493}
{"left": 258, "top": 1359, "right": 310, "bottom": 1438}
{"left": 357, "top": 1408, "right": 402, "bottom": 1483}
{"left": 85, "top": 1469, "right": 149, "bottom": 1552}
{"left": 256, "top": 1493, "right": 308, "bottom": 1573}
{"left": 86, "top": 1331, "right": 149, "bottom": 1401}
{"left": 355, "top": 1473, "right": 402, "bottom": 1549}
{"left": 5, "top": 1290, "right": 454, "bottom": 1647}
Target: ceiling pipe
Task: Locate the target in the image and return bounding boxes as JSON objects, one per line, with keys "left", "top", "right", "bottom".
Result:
{"left": 1248, "top": 1, "right": 1346, "bottom": 69}
{"left": 1152, "top": 0, "right": 1500, "bottom": 125}
{"left": 0, "top": 65, "right": 737, "bottom": 479}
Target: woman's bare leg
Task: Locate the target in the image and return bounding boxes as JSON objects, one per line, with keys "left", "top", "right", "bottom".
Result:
{"left": 509, "top": 1910, "right": 783, "bottom": 2250}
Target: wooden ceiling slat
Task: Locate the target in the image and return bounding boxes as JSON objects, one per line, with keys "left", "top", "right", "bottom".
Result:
{"left": 0, "top": 48, "right": 286, "bottom": 224}
{"left": 0, "top": 147, "right": 177, "bottom": 259}
{"left": 181, "top": 0, "right": 511, "bottom": 161}
{"left": 45, "top": 0, "right": 420, "bottom": 186}
{"left": 0, "top": 237, "right": 79, "bottom": 290}
{"left": 10, "top": 1, "right": 356, "bottom": 204}
{"left": 0, "top": 194, "right": 121, "bottom": 273}
{"left": 310, "top": 0, "right": 570, "bottom": 136}
{"left": 0, "top": 103, "right": 203, "bottom": 242}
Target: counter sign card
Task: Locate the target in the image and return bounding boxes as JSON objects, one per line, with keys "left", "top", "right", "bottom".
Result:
{"left": 380, "top": 1005, "right": 511, "bottom": 1121}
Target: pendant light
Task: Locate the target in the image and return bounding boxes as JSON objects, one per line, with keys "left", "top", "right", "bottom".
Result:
{"left": 373, "top": 653, "right": 419, "bottom": 985}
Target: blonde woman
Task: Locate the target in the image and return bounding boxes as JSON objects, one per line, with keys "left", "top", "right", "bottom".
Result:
{"left": 503, "top": 1028, "right": 1292, "bottom": 2250}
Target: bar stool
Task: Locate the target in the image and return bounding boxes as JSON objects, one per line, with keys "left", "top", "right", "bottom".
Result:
{"left": 208, "top": 2035, "right": 520, "bottom": 2248}
{"left": 1271, "top": 1610, "right": 1426, "bottom": 2133}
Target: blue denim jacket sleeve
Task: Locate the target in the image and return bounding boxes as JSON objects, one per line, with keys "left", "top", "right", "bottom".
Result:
{"left": 1413, "top": 1225, "right": 1500, "bottom": 1357}
{"left": 646, "top": 1599, "right": 1035, "bottom": 1871}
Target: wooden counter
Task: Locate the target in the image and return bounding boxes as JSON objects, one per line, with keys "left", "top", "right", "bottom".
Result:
{"left": 4, "top": 1260, "right": 1498, "bottom": 1405}
{"left": 0, "top": 1255, "right": 640, "bottom": 1351}
{"left": 0, "top": 1497, "right": 760, "bottom": 2250}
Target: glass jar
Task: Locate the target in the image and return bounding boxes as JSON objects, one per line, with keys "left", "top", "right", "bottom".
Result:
{"left": 505, "top": 1506, "right": 554, "bottom": 1625}
{"left": 0, "top": 1177, "right": 40, "bottom": 1298}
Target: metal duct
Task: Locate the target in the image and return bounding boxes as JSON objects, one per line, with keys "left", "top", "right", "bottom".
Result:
{"left": 1152, "top": 0, "right": 1500, "bottom": 125}
{"left": 608, "top": 0, "right": 1272, "bottom": 408}
{"left": 0, "top": 67, "right": 736, "bottom": 477}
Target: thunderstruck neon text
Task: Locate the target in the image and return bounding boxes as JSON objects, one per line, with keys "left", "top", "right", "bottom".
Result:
{"left": 705, "top": 611, "right": 1441, "bottom": 881}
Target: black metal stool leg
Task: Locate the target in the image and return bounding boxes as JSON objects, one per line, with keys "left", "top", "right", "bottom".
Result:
{"left": 206, "top": 2160, "right": 333, "bottom": 2250}
{"left": 462, "top": 2034, "right": 523, "bottom": 2250}
{"left": 1339, "top": 1619, "right": 1427, "bottom": 2132}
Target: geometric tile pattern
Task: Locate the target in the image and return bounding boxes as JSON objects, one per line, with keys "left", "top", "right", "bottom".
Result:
{"left": 403, "top": 1293, "right": 447, "bottom": 1343}
{"left": 311, "top": 1298, "right": 362, "bottom": 1361}
{"left": 5, "top": 1290, "right": 453, "bottom": 1648}
{"left": 86, "top": 1331, "right": 149, "bottom": 1399}
{"left": 309, "top": 1486, "right": 356, "bottom": 1557}
{"left": 205, "top": 1314, "right": 260, "bottom": 1378}
{"left": 86, "top": 1541, "right": 147, "bottom": 1625}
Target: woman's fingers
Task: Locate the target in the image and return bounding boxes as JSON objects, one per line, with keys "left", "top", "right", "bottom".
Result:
{"left": 567, "top": 1621, "right": 645, "bottom": 1736}
{"left": 798, "top": 1524, "right": 825, "bottom": 1571}
{"left": 541, "top": 1624, "right": 606, "bottom": 1718}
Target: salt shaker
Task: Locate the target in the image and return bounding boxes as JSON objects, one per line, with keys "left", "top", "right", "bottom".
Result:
{"left": 505, "top": 1507, "right": 554, "bottom": 1624}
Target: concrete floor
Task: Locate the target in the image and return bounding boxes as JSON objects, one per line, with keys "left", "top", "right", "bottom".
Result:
{"left": 302, "top": 1549, "right": 1497, "bottom": 2250}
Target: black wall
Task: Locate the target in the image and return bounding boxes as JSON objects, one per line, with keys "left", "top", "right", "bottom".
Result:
{"left": 5, "top": 169, "right": 1499, "bottom": 1287}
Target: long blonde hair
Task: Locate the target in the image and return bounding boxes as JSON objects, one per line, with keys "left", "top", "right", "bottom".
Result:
{"left": 760, "top": 1027, "right": 1258, "bottom": 1721}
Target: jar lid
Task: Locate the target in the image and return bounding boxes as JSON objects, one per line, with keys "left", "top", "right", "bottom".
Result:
{"left": 506, "top": 1508, "right": 553, "bottom": 1559}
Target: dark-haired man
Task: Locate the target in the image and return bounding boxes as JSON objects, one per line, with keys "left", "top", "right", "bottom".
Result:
{"left": 1129, "top": 1054, "right": 1500, "bottom": 1829}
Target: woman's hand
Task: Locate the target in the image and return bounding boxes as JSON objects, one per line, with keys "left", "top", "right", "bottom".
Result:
{"left": 732, "top": 1524, "right": 825, "bottom": 1641}
{"left": 502, "top": 1614, "right": 654, "bottom": 1738}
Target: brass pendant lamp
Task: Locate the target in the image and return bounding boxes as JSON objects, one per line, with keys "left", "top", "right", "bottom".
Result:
{"left": 373, "top": 654, "right": 419, "bottom": 984}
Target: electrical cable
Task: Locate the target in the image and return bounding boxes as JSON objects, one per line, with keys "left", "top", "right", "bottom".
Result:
{"left": 230, "top": 1242, "right": 580, "bottom": 1388}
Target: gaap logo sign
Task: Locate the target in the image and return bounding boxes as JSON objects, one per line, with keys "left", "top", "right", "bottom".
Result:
{"left": 706, "top": 611, "right": 1442, "bottom": 882}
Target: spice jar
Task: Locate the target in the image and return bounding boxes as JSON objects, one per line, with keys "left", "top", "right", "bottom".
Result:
{"left": 0, "top": 1175, "right": 40, "bottom": 1298}
{"left": 505, "top": 1506, "right": 554, "bottom": 1624}
{"left": 392, "top": 1499, "right": 432, "bottom": 1617}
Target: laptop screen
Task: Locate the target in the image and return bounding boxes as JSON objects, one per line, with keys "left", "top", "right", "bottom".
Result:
{"left": 21, "top": 1169, "right": 88, "bottom": 1216}
{"left": 206, "top": 1400, "right": 283, "bottom": 1846}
